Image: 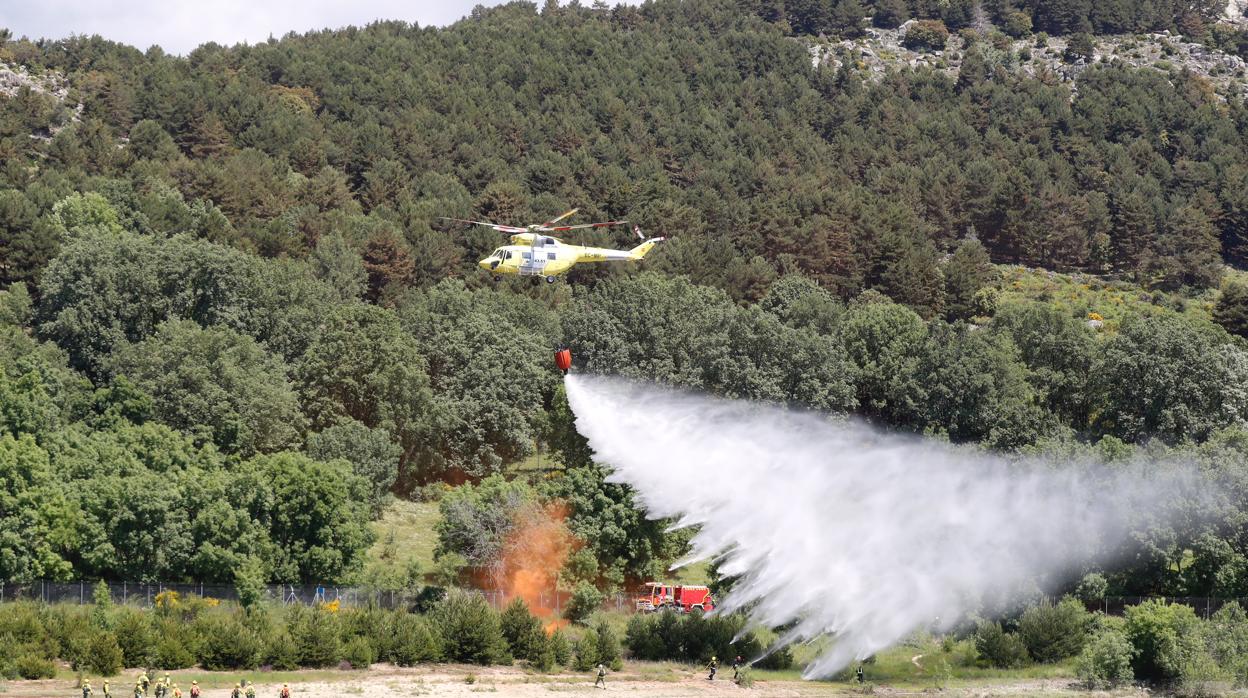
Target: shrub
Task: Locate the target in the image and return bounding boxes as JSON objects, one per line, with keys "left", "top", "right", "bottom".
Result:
{"left": 1002, "top": 11, "right": 1032, "bottom": 37}
{"left": 342, "top": 635, "right": 375, "bottom": 669}
{"left": 0, "top": 603, "right": 47, "bottom": 646}
{"left": 263, "top": 632, "right": 299, "bottom": 671}
{"left": 1018, "top": 598, "right": 1091, "bottom": 663}
{"left": 903, "top": 20, "right": 949, "bottom": 52}
{"left": 112, "top": 607, "right": 154, "bottom": 667}
{"left": 153, "top": 635, "right": 196, "bottom": 670}
{"left": 15, "top": 653, "right": 56, "bottom": 679}
{"left": 1206, "top": 602, "right": 1248, "bottom": 679}
{"left": 499, "top": 598, "right": 543, "bottom": 662}
{"left": 403, "top": 586, "right": 444, "bottom": 615}
{"left": 338, "top": 607, "right": 389, "bottom": 659}
{"left": 550, "top": 629, "right": 572, "bottom": 667}
{"left": 288, "top": 606, "right": 341, "bottom": 668}
{"left": 85, "top": 631, "right": 123, "bottom": 676}
{"left": 573, "top": 629, "right": 599, "bottom": 671}
{"left": 626, "top": 614, "right": 665, "bottom": 660}
{"left": 1065, "top": 33, "right": 1094, "bottom": 62}
{"left": 594, "top": 620, "right": 623, "bottom": 671}
{"left": 564, "top": 582, "right": 603, "bottom": 625}
{"left": 388, "top": 613, "right": 442, "bottom": 665}
{"left": 431, "top": 591, "right": 507, "bottom": 665}
{"left": 1076, "top": 627, "right": 1135, "bottom": 688}
{"left": 531, "top": 632, "right": 556, "bottom": 672}
{"left": 974, "top": 621, "right": 1028, "bottom": 668}
{"left": 1123, "top": 600, "right": 1202, "bottom": 681}
{"left": 0, "top": 634, "right": 16, "bottom": 680}
{"left": 194, "top": 614, "right": 262, "bottom": 670}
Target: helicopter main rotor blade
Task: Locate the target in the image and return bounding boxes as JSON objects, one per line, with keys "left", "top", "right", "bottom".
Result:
{"left": 540, "top": 220, "right": 629, "bottom": 232}
{"left": 438, "top": 217, "right": 528, "bottom": 233}
{"left": 540, "top": 208, "right": 579, "bottom": 229}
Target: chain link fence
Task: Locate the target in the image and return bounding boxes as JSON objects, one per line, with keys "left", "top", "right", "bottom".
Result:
{"left": 0, "top": 581, "right": 633, "bottom": 612}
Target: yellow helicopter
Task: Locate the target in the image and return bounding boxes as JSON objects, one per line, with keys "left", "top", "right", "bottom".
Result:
{"left": 441, "top": 208, "right": 664, "bottom": 283}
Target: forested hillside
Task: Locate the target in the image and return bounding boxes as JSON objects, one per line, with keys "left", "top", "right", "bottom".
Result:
{"left": 3, "top": 0, "right": 1248, "bottom": 599}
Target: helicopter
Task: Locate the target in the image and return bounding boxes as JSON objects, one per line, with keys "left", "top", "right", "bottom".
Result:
{"left": 440, "top": 208, "right": 664, "bottom": 283}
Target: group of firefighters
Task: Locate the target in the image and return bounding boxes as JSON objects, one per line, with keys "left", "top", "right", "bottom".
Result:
{"left": 79, "top": 672, "right": 292, "bottom": 698}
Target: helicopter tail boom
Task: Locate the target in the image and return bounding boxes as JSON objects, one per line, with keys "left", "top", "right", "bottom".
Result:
{"left": 629, "top": 237, "right": 666, "bottom": 260}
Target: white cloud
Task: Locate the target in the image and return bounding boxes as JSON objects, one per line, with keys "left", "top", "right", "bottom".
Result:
{"left": 0, "top": 0, "right": 527, "bottom": 55}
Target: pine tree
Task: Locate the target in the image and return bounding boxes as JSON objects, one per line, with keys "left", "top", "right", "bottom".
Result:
{"left": 1214, "top": 282, "right": 1248, "bottom": 339}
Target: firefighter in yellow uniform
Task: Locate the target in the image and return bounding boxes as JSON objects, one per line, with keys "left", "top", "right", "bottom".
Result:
{"left": 138, "top": 672, "right": 150, "bottom": 697}
{"left": 244, "top": 680, "right": 256, "bottom": 698}
{"left": 103, "top": 680, "right": 111, "bottom": 698}
{"left": 230, "top": 683, "right": 242, "bottom": 698}
{"left": 171, "top": 684, "right": 182, "bottom": 698}
{"left": 82, "top": 679, "right": 93, "bottom": 698}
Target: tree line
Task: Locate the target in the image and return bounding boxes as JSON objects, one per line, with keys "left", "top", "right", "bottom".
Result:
{"left": 2, "top": 0, "right": 1248, "bottom": 598}
{"left": 2, "top": 0, "right": 1248, "bottom": 308}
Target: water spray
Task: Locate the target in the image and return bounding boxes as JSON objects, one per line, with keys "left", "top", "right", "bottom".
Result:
{"left": 562, "top": 374, "right": 1197, "bottom": 678}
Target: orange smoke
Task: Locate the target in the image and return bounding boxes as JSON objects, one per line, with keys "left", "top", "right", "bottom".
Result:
{"left": 499, "top": 502, "right": 577, "bottom": 634}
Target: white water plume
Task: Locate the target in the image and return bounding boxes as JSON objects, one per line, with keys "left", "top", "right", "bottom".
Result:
{"left": 563, "top": 374, "right": 1197, "bottom": 679}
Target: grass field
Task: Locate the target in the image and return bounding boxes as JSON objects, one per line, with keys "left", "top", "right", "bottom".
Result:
{"left": 364, "top": 499, "right": 442, "bottom": 582}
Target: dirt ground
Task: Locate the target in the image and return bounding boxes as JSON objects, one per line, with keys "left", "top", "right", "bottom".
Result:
{"left": 0, "top": 664, "right": 1142, "bottom": 698}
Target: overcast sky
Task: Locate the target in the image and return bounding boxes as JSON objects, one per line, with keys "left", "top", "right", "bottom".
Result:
{"left": 1, "top": 1, "right": 568, "bottom": 56}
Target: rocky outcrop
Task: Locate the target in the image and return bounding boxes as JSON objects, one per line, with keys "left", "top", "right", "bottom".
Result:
{"left": 1227, "top": 0, "right": 1248, "bottom": 25}
{"left": 808, "top": 27, "right": 1248, "bottom": 99}
{"left": 0, "top": 62, "right": 83, "bottom": 136}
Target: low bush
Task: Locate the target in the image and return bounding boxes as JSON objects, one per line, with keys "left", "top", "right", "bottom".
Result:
{"left": 499, "top": 598, "right": 544, "bottom": 662}
{"left": 1124, "top": 599, "right": 1202, "bottom": 681}
{"left": 263, "top": 632, "right": 299, "bottom": 670}
{"left": 15, "top": 653, "right": 57, "bottom": 679}
{"left": 153, "top": 635, "right": 196, "bottom": 670}
{"left": 1018, "top": 597, "right": 1091, "bottom": 663}
{"left": 594, "top": 620, "right": 623, "bottom": 671}
{"left": 974, "top": 621, "right": 1028, "bottom": 669}
{"left": 903, "top": 20, "right": 949, "bottom": 52}
{"left": 112, "top": 607, "right": 154, "bottom": 667}
{"left": 194, "top": 613, "right": 262, "bottom": 670}
{"left": 0, "top": 635, "right": 16, "bottom": 679}
{"left": 573, "top": 628, "right": 599, "bottom": 671}
{"left": 1076, "top": 627, "right": 1136, "bottom": 688}
{"left": 431, "top": 590, "right": 508, "bottom": 665}
{"left": 550, "top": 629, "right": 571, "bottom": 667}
{"left": 624, "top": 610, "right": 777, "bottom": 666}
{"left": 388, "top": 613, "right": 442, "bottom": 665}
{"left": 288, "top": 606, "right": 341, "bottom": 668}
{"left": 85, "top": 631, "right": 124, "bottom": 676}
{"left": 342, "top": 635, "right": 375, "bottom": 669}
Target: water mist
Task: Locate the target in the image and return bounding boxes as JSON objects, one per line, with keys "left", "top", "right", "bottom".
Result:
{"left": 563, "top": 374, "right": 1195, "bottom": 679}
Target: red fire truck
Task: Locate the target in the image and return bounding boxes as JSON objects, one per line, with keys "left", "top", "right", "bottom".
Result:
{"left": 635, "top": 582, "right": 715, "bottom": 613}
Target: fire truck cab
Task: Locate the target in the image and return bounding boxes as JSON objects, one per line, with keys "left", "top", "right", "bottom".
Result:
{"left": 635, "top": 582, "right": 715, "bottom": 613}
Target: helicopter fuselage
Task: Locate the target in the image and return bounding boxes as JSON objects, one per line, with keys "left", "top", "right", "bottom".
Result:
{"left": 478, "top": 232, "right": 660, "bottom": 280}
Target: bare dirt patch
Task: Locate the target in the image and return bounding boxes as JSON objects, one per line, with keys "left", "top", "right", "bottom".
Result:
{"left": 0, "top": 664, "right": 1144, "bottom": 698}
